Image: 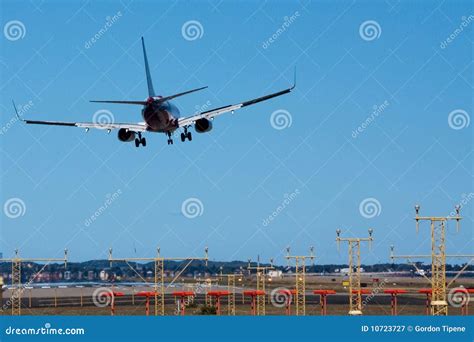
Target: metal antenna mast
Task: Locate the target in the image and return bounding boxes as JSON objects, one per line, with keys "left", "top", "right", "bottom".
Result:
{"left": 0, "top": 249, "right": 68, "bottom": 315}
{"left": 109, "top": 246, "right": 208, "bottom": 315}
{"left": 247, "top": 256, "right": 274, "bottom": 316}
{"left": 285, "top": 246, "right": 315, "bottom": 315}
{"left": 336, "top": 229, "right": 374, "bottom": 315}
{"left": 390, "top": 205, "right": 473, "bottom": 315}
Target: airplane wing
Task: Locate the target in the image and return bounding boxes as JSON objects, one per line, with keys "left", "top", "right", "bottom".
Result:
{"left": 177, "top": 74, "right": 295, "bottom": 128}
{"left": 24, "top": 119, "right": 147, "bottom": 132}
{"left": 13, "top": 101, "right": 147, "bottom": 132}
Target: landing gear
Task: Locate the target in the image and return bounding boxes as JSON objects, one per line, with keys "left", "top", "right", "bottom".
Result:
{"left": 135, "top": 132, "right": 147, "bottom": 147}
{"left": 180, "top": 127, "right": 192, "bottom": 142}
{"left": 167, "top": 131, "right": 173, "bottom": 145}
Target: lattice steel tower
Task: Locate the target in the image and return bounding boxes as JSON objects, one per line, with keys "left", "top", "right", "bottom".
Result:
{"left": 247, "top": 257, "right": 274, "bottom": 316}
{"left": 285, "top": 246, "right": 315, "bottom": 315}
{"left": 336, "top": 229, "right": 374, "bottom": 315}
{"left": 0, "top": 249, "right": 68, "bottom": 315}
{"left": 109, "top": 246, "right": 208, "bottom": 315}
{"left": 390, "top": 205, "right": 472, "bottom": 316}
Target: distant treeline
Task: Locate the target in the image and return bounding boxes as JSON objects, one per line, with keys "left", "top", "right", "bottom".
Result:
{"left": 0, "top": 259, "right": 472, "bottom": 282}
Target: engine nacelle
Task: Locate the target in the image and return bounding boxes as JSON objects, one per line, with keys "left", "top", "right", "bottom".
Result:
{"left": 117, "top": 128, "right": 136, "bottom": 142}
{"left": 194, "top": 118, "right": 213, "bottom": 133}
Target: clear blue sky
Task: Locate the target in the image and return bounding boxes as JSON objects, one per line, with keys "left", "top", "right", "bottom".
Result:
{"left": 0, "top": 0, "right": 472, "bottom": 265}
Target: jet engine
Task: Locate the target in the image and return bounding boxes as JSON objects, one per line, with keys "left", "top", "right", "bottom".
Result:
{"left": 194, "top": 118, "right": 213, "bottom": 133}
{"left": 117, "top": 128, "right": 136, "bottom": 142}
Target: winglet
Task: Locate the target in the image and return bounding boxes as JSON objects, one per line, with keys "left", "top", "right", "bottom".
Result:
{"left": 12, "top": 100, "right": 24, "bottom": 122}
{"left": 291, "top": 66, "right": 296, "bottom": 90}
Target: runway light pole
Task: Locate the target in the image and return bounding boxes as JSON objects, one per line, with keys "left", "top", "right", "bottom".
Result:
{"left": 390, "top": 205, "right": 473, "bottom": 316}
{"left": 285, "top": 246, "right": 315, "bottom": 315}
{"left": 336, "top": 229, "right": 374, "bottom": 315}
{"left": 109, "top": 246, "right": 208, "bottom": 316}
{"left": 0, "top": 249, "right": 68, "bottom": 315}
{"left": 247, "top": 256, "right": 274, "bottom": 316}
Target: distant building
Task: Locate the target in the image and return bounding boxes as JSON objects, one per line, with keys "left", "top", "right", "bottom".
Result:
{"left": 99, "top": 270, "right": 108, "bottom": 281}
{"left": 268, "top": 270, "right": 282, "bottom": 278}
{"left": 338, "top": 268, "right": 365, "bottom": 275}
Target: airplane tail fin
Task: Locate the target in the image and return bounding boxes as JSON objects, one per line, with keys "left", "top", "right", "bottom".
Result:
{"left": 141, "top": 37, "right": 155, "bottom": 97}
{"left": 90, "top": 37, "right": 207, "bottom": 105}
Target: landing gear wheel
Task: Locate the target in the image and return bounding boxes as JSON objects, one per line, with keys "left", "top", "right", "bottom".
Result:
{"left": 141, "top": 137, "right": 146, "bottom": 147}
{"left": 135, "top": 138, "right": 140, "bottom": 147}
{"left": 187, "top": 132, "right": 192, "bottom": 141}
{"left": 180, "top": 133, "right": 186, "bottom": 142}
{"left": 166, "top": 131, "right": 174, "bottom": 145}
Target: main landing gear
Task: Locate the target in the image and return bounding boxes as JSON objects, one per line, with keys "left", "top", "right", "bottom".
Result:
{"left": 180, "top": 127, "right": 192, "bottom": 142}
{"left": 167, "top": 131, "right": 173, "bottom": 145}
{"left": 135, "top": 132, "right": 146, "bottom": 147}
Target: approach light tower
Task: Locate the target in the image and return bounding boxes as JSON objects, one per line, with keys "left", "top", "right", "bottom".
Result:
{"left": 390, "top": 205, "right": 473, "bottom": 316}
{"left": 219, "top": 266, "right": 242, "bottom": 315}
{"left": 109, "top": 246, "right": 208, "bottom": 316}
{"left": 247, "top": 256, "right": 274, "bottom": 316}
{"left": 0, "top": 249, "right": 68, "bottom": 315}
{"left": 285, "top": 246, "right": 315, "bottom": 316}
{"left": 336, "top": 229, "right": 374, "bottom": 315}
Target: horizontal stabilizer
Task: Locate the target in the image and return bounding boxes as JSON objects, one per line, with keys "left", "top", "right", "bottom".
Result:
{"left": 90, "top": 100, "right": 148, "bottom": 105}
{"left": 90, "top": 86, "right": 207, "bottom": 106}
{"left": 157, "top": 86, "right": 208, "bottom": 103}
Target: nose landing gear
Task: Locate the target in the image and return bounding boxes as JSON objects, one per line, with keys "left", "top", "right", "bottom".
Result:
{"left": 135, "top": 132, "right": 147, "bottom": 147}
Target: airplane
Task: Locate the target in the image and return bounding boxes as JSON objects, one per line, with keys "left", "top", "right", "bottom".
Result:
{"left": 13, "top": 37, "right": 295, "bottom": 148}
